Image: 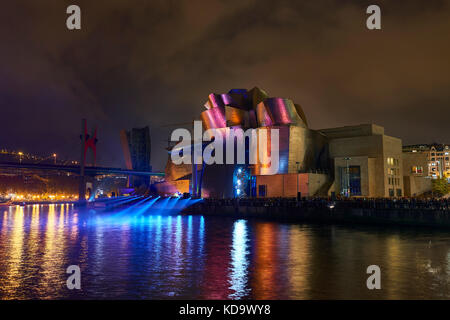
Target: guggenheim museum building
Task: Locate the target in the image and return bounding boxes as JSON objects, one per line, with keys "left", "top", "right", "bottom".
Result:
{"left": 157, "top": 87, "right": 424, "bottom": 199}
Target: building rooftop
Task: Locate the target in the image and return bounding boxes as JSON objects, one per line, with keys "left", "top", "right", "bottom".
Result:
{"left": 318, "top": 124, "right": 385, "bottom": 139}
{"left": 403, "top": 143, "right": 449, "bottom": 152}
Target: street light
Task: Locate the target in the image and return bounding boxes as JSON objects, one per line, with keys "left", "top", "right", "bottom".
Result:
{"left": 296, "top": 161, "right": 300, "bottom": 201}
{"left": 53, "top": 153, "right": 57, "bottom": 165}
{"left": 437, "top": 159, "right": 443, "bottom": 179}
{"left": 344, "top": 157, "right": 352, "bottom": 197}
{"left": 18, "top": 152, "right": 23, "bottom": 164}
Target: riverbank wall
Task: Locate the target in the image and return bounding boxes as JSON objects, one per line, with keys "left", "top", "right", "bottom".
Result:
{"left": 182, "top": 202, "right": 450, "bottom": 228}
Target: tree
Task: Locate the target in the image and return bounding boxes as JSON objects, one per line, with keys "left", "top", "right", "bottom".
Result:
{"left": 432, "top": 178, "right": 449, "bottom": 197}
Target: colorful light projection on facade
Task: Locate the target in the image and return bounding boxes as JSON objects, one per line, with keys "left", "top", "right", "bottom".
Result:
{"left": 233, "top": 166, "right": 251, "bottom": 198}
{"left": 200, "top": 87, "right": 308, "bottom": 131}
{"left": 161, "top": 87, "right": 316, "bottom": 197}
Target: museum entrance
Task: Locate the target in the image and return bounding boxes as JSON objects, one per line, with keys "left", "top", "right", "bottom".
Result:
{"left": 340, "top": 165, "right": 362, "bottom": 196}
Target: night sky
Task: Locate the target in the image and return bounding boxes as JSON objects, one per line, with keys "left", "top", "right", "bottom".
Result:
{"left": 1, "top": 1, "right": 449, "bottom": 170}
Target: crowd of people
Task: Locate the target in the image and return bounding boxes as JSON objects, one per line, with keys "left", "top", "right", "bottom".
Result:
{"left": 201, "top": 197, "right": 450, "bottom": 211}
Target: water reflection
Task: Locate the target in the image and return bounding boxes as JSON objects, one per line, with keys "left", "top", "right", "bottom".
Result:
{"left": 228, "top": 220, "right": 249, "bottom": 299}
{"left": 4, "top": 206, "right": 25, "bottom": 298}
{"left": 252, "top": 223, "right": 279, "bottom": 299}
{"left": 288, "top": 227, "right": 311, "bottom": 299}
{"left": 0, "top": 205, "right": 450, "bottom": 299}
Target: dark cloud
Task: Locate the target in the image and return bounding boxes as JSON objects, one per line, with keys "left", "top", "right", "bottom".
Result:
{"left": 0, "top": 0, "right": 449, "bottom": 170}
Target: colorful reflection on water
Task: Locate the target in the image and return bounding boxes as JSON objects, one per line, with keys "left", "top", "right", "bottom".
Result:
{"left": 1, "top": 204, "right": 450, "bottom": 299}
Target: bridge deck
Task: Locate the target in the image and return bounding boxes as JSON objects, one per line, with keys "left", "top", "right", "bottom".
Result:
{"left": 0, "top": 161, "right": 164, "bottom": 176}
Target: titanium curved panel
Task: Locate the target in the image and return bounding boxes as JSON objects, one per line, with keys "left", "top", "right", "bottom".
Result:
{"left": 225, "top": 106, "right": 247, "bottom": 127}
{"left": 201, "top": 107, "right": 226, "bottom": 129}
{"left": 248, "top": 87, "right": 269, "bottom": 108}
{"left": 256, "top": 102, "right": 274, "bottom": 127}
{"left": 221, "top": 94, "right": 235, "bottom": 106}
{"left": 204, "top": 93, "right": 237, "bottom": 110}
{"left": 248, "top": 110, "right": 257, "bottom": 128}
{"left": 204, "top": 93, "right": 224, "bottom": 109}
{"left": 294, "top": 103, "right": 308, "bottom": 127}
{"left": 228, "top": 89, "right": 250, "bottom": 110}
{"left": 263, "top": 98, "right": 304, "bottom": 126}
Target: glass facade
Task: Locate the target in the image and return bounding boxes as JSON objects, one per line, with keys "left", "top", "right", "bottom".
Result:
{"left": 340, "top": 165, "right": 361, "bottom": 196}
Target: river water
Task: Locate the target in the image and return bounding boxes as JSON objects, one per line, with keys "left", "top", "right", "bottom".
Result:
{"left": 0, "top": 204, "right": 449, "bottom": 299}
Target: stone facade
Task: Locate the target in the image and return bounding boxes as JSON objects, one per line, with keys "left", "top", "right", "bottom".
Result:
{"left": 320, "top": 124, "right": 404, "bottom": 198}
{"left": 402, "top": 151, "right": 432, "bottom": 197}
{"left": 255, "top": 173, "right": 330, "bottom": 198}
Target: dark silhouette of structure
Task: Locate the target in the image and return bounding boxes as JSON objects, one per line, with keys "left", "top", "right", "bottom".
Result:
{"left": 120, "top": 126, "right": 152, "bottom": 188}
{"left": 79, "top": 119, "right": 98, "bottom": 204}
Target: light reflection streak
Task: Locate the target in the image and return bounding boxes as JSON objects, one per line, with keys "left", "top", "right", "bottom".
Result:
{"left": 385, "top": 236, "right": 402, "bottom": 299}
{"left": 166, "top": 215, "right": 173, "bottom": 243}
{"left": 39, "top": 204, "right": 68, "bottom": 295}
{"left": 175, "top": 215, "right": 183, "bottom": 257}
{"left": 40, "top": 204, "right": 56, "bottom": 293}
{"left": 1, "top": 210, "right": 8, "bottom": 234}
{"left": 70, "top": 211, "right": 79, "bottom": 242}
{"left": 154, "top": 215, "right": 162, "bottom": 264}
{"left": 253, "top": 223, "right": 277, "bottom": 299}
{"left": 186, "top": 215, "right": 193, "bottom": 256}
{"left": 3, "top": 205, "right": 25, "bottom": 298}
{"left": 28, "top": 205, "right": 41, "bottom": 265}
{"left": 228, "top": 219, "right": 250, "bottom": 299}
{"left": 169, "top": 215, "right": 185, "bottom": 294}
{"left": 288, "top": 227, "right": 311, "bottom": 299}
{"left": 198, "top": 216, "right": 205, "bottom": 256}
{"left": 92, "top": 216, "right": 105, "bottom": 280}
{"left": 58, "top": 204, "right": 65, "bottom": 232}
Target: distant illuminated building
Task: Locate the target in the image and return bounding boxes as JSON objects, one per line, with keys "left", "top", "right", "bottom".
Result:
{"left": 403, "top": 144, "right": 450, "bottom": 182}
{"left": 402, "top": 150, "right": 431, "bottom": 197}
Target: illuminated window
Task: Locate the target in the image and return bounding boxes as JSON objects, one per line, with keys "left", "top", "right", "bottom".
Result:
{"left": 258, "top": 185, "right": 267, "bottom": 197}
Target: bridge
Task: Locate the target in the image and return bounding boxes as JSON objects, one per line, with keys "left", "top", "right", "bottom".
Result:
{"left": 0, "top": 161, "right": 164, "bottom": 176}
{"left": 0, "top": 161, "right": 165, "bottom": 204}
{"left": 1, "top": 119, "right": 165, "bottom": 204}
